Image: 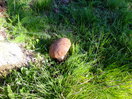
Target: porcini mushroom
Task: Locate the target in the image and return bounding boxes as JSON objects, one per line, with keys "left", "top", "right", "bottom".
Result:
{"left": 49, "top": 38, "right": 71, "bottom": 61}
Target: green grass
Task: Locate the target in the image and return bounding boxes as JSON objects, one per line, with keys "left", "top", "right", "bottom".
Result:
{"left": 0, "top": 0, "right": 132, "bottom": 98}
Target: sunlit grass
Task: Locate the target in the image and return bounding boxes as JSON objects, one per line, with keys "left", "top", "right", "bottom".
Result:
{"left": 0, "top": 0, "right": 131, "bottom": 98}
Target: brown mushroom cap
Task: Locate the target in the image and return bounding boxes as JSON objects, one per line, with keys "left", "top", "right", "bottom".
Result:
{"left": 49, "top": 38, "right": 71, "bottom": 61}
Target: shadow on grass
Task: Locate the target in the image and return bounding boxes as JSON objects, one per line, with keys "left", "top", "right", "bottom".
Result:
{"left": 5, "top": 0, "right": 132, "bottom": 70}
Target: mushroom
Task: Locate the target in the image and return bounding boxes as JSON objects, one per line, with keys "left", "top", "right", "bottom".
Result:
{"left": 49, "top": 38, "right": 71, "bottom": 61}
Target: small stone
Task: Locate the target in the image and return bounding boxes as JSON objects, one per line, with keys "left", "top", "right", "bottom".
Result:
{"left": 49, "top": 38, "right": 71, "bottom": 61}
{"left": 0, "top": 42, "right": 25, "bottom": 66}
{"left": 0, "top": 42, "right": 33, "bottom": 75}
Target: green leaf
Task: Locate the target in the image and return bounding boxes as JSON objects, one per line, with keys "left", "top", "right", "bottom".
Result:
{"left": 7, "top": 85, "right": 15, "bottom": 99}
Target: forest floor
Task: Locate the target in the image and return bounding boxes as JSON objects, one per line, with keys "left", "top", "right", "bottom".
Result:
{"left": 0, "top": 0, "right": 132, "bottom": 99}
